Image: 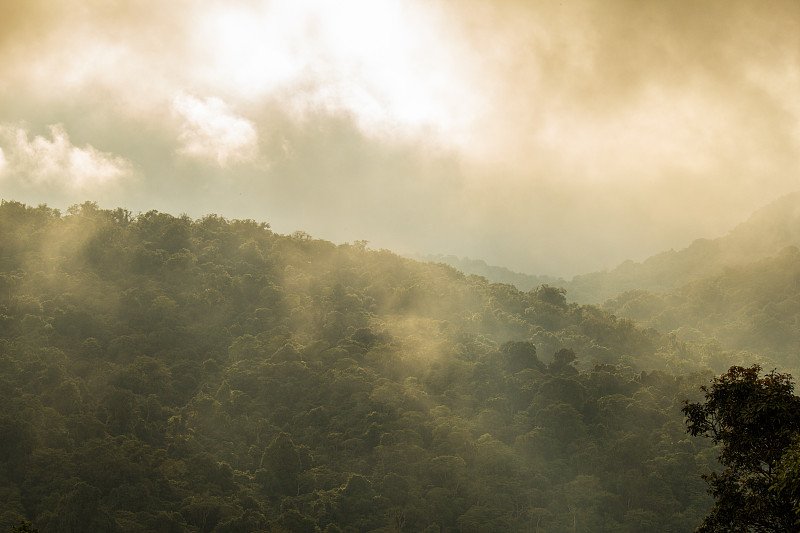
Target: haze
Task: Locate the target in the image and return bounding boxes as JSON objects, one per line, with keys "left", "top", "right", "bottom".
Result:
{"left": 1, "top": 0, "right": 798, "bottom": 277}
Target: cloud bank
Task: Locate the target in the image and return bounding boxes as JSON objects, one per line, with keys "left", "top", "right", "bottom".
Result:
{"left": 0, "top": 0, "right": 798, "bottom": 276}
{"left": 0, "top": 123, "right": 133, "bottom": 190}
{"left": 173, "top": 95, "right": 260, "bottom": 167}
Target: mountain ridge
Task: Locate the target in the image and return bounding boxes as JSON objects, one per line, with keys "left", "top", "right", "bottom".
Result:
{"left": 566, "top": 191, "right": 800, "bottom": 302}
{"left": 424, "top": 191, "right": 800, "bottom": 304}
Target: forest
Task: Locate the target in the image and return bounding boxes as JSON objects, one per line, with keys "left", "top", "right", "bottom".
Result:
{"left": 0, "top": 199, "right": 798, "bottom": 532}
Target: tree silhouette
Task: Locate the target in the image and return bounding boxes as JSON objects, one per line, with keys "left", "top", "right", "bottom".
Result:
{"left": 683, "top": 365, "right": 800, "bottom": 531}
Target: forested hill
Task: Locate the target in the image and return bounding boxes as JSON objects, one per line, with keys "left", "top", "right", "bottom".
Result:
{"left": 565, "top": 191, "right": 800, "bottom": 303}
{"left": 417, "top": 192, "right": 800, "bottom": 305}
{"left": 0, "top": 200, "right": 736, "bottom": 531}
{"left": 408, "top": 255, "right": 564, "bottom": 293}
{"left": 603, "top": 245, "right": 800, "bottom": 372}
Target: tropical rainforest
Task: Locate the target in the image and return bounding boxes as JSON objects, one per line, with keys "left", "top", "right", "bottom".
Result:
{"left": 1, "top": 198, "right": 799, "bottom": 532}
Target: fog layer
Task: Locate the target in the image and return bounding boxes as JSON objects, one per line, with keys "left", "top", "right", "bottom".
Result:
{"left": 1, "top": 0, "right": 798, "bottom": 276}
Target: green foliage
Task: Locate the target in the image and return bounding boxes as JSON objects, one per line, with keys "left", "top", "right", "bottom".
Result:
{"left": 11, "top": 521, "right": 38, "bottom": 533}
{"left": 605, "top": 247, "right": 800, "bottom": 372}
{"left": 684, "top": 365, "right": 800, "bottom": 531}
{"left": 773, "top": 435, "right": 800, "bottom": 515}
{"left": 0, "top": 200, "right": 721, "bottom": 531}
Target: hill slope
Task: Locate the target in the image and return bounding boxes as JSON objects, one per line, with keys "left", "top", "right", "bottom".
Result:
{"left": 566, "top": 191, "right": 800, "bottom": 303}
{"left": 0, "top": 199, "right": 722, "bottom": 532}
{"left": 409, "top": 254, "right": 565, "bottom": 292}
{"left": 604, "top": 245, "right": 800, "bottom": 371}
{"left": 421, "top": 192, "right": 800, "bottom": 305}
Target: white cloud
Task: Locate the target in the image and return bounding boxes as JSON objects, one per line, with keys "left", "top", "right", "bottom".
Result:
{"left": 0, "top": 123, "right": 133, "bottom": 189}
{"left": 173, "top": 94, "right": 260, "bottom": 167}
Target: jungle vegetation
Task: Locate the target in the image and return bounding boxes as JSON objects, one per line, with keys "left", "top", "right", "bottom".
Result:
{"left": 0, "top": 199, "right": 795, "bottom": 532}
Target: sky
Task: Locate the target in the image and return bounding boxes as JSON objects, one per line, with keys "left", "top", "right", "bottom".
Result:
{"left": 0, "top": 0, "right": 798, "bottom": 277}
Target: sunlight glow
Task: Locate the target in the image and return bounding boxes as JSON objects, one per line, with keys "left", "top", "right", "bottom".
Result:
{"left": 194, "top": 0, "right": 479, "bottom": 142}
{"left": 173, "top": 94, "right": 260, "bottom": 167}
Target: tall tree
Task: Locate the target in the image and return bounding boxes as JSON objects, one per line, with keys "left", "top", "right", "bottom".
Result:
{"left": 683, "top": 365, "right": 800, "bottom": 531}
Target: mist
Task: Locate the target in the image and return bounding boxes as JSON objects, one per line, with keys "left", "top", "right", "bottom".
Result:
{"left": 1, "top": 0, "right": 799, "bottom": 276}
{"left": 0, "top": 201, "right": 726, "bottom": 530}
{"left": 4, "top": 3, "right": 800, "bottom": 530}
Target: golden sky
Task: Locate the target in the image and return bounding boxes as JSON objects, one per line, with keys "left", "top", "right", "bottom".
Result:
{"left": 1, "top": 0, "right": 799, "bottom": 276}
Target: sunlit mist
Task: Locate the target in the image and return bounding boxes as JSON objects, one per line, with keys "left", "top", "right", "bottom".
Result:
{"left": 0, "top": 0, "right": 798, "bottom": 276}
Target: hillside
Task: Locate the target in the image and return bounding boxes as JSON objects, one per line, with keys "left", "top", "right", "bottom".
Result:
{"left": 420, "top": 192, "right": 800, "bottom": 305}
{"left": 604, "top": 245, "right": 800, "bottom": 372}
{"left": 0, "top": 199, "right": 727, "bottom": 532}
{"left": 408, "top": 255, "right": 565, "bottom": 293}
{"left": 565, "top": 192, "right": 800, "bottom": 303}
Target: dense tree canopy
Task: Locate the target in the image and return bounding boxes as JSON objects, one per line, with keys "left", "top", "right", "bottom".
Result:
{"left": 684, "top": 365, "right": 800, "bottom": 532}
{"left": 604, "top": 247, "right": 800, "bottom": 371}
{"left": 0, "top": 200, "right": 733, "bottom": 531}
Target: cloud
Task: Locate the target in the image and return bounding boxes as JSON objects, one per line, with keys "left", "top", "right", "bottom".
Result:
{"left": 0, "top": 0, "right": 799, "bottom": 276}
{"left": 0, "top": 123, "right": 133, "bottom": 190}
{"left": 173, "top": 94, "right": 260, "bottom": 167}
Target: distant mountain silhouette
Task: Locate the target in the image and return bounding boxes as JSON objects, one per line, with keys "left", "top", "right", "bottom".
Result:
{"left": 407, "top": 254, "right": 565, "bottom": 292}
{"left": 602, "top": 245, "right": 800, "bottom": 369}
{"left": 420, "top": 192, "right": 800, "bottom": 304}
{"left": 565, "top": 191, "right": 800, "bottom": 302}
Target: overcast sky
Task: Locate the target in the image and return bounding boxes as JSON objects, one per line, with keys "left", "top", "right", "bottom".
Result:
{"left": 1, "top": 0, "right": 798, "bottom": 276}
